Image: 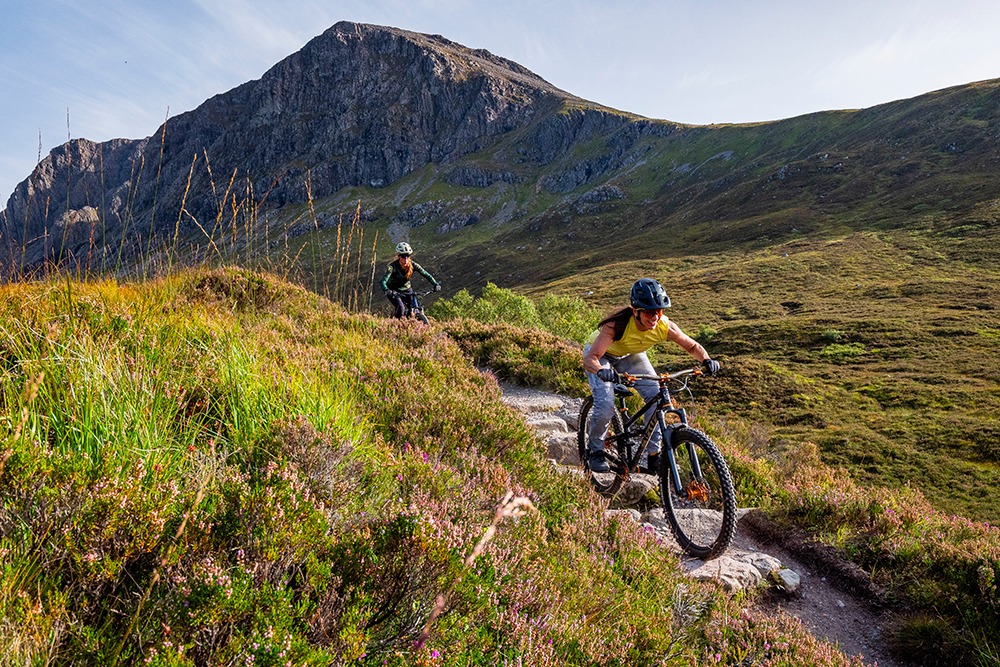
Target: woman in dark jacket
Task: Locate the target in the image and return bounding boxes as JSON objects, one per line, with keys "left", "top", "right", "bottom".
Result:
{"left": 380, "top": 242, "right": 441, "bottom": 318}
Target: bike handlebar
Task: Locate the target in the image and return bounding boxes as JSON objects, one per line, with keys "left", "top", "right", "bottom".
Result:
{"left": 608, "top": 367, "right": 703, "bottom": 385}
{"left": 392, "top": 288, "right": 436, "bottom": 297}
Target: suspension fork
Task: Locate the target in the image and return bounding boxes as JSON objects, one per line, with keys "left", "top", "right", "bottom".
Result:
{"left": 658, "top": 409, "right": 704, "bottom": 496}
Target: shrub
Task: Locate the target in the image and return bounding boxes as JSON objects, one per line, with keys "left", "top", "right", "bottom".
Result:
{"left": 429, "top": 284, "right": 601, "bottom": 343}
{"left": 694, "top": 323, "right": 718, "bottom": 345}
{"left": 428, "top": 282, "right": 541, "bottom": 328}
{"left": 438, "top": 318, "right": 587, "bottom": 396}
{"left": 818, "top": 342, "right": 867, "bottom": 360}
{"left": 535, "top": 293, "right": 601, "bottom": 343}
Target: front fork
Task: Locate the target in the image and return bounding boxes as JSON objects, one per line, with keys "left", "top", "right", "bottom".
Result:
{"left": 658, "top": 408, "right": 703, "bottom": 499}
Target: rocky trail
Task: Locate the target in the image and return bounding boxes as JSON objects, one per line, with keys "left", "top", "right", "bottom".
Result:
{"left": 499, "top": 381, "right": 915, "bottom": 667}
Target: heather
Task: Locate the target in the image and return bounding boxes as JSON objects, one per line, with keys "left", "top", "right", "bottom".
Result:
{"left": 429, "top": 281, "right": 1000, "bottom": 665}
{"left": 775, "top": 459, "right": 1000, "bottom": 665}
{"left": 0, "top": 267, "right": 866, "bottom": 665}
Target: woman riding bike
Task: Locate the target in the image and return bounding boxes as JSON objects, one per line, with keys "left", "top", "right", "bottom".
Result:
{"left": 582, "top": 278, "right": 720, "bottom": 473}
{"left": 380, "top": 242, "right": 441, "bottom": 318}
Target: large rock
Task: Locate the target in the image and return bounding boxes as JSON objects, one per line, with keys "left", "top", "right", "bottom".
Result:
{"left": 2, "top": 21, "right": 638, "bottom": 274}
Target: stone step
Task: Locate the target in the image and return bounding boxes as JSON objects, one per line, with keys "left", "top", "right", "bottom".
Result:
{"left": 501, "top": 394, "right": 565, "bottom": 414}
{"left": 545, "top": 431, "right": 578, "bottom": 464}
{"left": 525, "top": 415, "right": 569, "bottom": 434}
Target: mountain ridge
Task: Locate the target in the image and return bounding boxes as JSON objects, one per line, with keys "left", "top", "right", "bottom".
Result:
{"left": 2, "top": 21, "right": 1000, "bottom": 286}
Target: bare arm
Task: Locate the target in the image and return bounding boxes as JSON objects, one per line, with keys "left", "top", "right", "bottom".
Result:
{"left": 667, "top": 320, "right": 710, "bottom": 363}
{"left": 583, "top": 323, "right": 616, "bottom": 374}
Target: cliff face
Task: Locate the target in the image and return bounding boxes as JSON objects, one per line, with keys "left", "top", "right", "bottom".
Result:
{"left": 1, "top": 21, "right": 621, "bottom": 271}
{"left": 8, "top": 20, "right": 1000, "bottom": 283}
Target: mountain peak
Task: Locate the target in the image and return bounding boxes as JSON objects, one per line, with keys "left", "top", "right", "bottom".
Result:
{"left": 1, "top": 21, "right": 584, "bottom": 271}
{"left": 317, "top": 21, "right": 563, "bottom": 92}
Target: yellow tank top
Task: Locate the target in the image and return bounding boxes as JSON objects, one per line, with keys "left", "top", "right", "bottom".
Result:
{"left": 587, "top": 316, "right": 671, "bottom": 356}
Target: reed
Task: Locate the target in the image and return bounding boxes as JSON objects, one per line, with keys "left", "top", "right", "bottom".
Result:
{"left": 3, "top": 126, "right": 380, "bottom": 316}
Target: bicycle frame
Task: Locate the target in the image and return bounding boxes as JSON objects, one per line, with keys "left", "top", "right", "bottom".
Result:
{"left": 397, "top": 288, "right": 434, "bottom": 318}
{"left": 607, "top": 370, "right": 706, "bottom": 496}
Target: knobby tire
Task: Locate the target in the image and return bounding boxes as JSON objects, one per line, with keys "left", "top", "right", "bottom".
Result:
{"left": 658, "top": 426, "right": 737, "bottom": 560}
{"left": 577, "top": 395, "right": 627, "bottom": 495}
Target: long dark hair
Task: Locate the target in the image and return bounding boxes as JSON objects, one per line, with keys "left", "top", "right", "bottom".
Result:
{"left": 597, "top": 307, "right": 634, "bottom": 341}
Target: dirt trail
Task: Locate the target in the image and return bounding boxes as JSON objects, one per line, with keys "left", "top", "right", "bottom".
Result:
{"left": 499, "top": 380, "right": 916, "bottom": 667}
{"left": 735, "top": 514, "right": 914, "bottom": 667}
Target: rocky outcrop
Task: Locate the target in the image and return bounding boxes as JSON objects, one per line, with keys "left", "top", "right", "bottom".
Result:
{"left": 0, "top": 21, "right": 608, "bottom": 273}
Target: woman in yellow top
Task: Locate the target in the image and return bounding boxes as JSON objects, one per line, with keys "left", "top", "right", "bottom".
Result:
{"left": 582, "top": 278, "right": 720, "bottom": 473}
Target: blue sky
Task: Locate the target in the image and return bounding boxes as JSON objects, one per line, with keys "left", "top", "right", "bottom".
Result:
{"left": 3, "top": 0, "right": 1000, "bottom": 206}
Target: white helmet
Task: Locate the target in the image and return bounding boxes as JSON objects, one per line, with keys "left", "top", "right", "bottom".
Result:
{"left": 395, "top": 242, "right": 413, "bottom": 255}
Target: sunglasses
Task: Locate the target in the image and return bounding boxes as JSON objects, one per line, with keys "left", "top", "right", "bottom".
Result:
{"left": 398, "top": 254, "right": 411, "bottom": 258}
{"left": 638, "top": 308, "right": 664, "bottom": 317}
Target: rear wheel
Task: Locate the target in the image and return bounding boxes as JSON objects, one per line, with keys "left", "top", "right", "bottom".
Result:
{"left": 659, "top": 427, "right": 737, "bottom": 560}
{"left": 577, "top": 396, "right": 626, "bottom": 494}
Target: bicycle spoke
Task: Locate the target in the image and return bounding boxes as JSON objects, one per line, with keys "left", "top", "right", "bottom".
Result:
{"left": 660, "top": 427, "right": 736, "bottom": 560}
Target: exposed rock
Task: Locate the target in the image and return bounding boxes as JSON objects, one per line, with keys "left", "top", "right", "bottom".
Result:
{"left": 607, "top": 474, "right": 658, "bottom": 508}
{"left": 575, "top": 184, "right": 626, "bottom": 210}
{"left": 772, "top": 567, "right": 802, "bottom": 593}
{"left": 686, "top": 554, "right": 766, "bottom": 592}
{"left": 545, "top": 432, "right": 577, "bottom": 464}
{"left": 445, "top": 165, "right": 524, "bottom": 188}
{"left": 1, "top": 21, "right": 589, "bottom": 272}
{"left": 524, "top": 415, "right": 569, "bottom": 434}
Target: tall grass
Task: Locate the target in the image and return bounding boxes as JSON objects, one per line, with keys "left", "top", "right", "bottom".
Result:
{"left": 2, "top": 138, "right": 379, "bottom": 314}
{"left": 0, "top": 269, "right": 875, "bottom": 665}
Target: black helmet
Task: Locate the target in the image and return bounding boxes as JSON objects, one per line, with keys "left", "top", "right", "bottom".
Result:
{"left": 630, "top": 278, "right": 671, "bottom": 310}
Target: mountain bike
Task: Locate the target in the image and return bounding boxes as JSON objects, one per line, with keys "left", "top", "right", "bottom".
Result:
{"left": 391, "top": 288, "right": 433, "bottom": 324}
{"left": 577, "top": 367, "right": 737, "bottom": 560}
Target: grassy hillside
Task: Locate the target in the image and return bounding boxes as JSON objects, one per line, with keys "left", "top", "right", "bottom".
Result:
{"left": 432, "top": 277, "right": 1000, "bottom": 667}
{"left": 524, "top": 229, "right": 1000, "bottom": 525}
{"left": 1, "top": 267, "right": 882, "bottom": 665}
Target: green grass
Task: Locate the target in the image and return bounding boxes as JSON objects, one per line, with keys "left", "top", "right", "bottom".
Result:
{"left": 1, "top": 267, "right": 882, "bottom": 665}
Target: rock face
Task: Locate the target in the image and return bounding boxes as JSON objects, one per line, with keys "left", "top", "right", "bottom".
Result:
{"left": 0, "top": 21, "right": 635, "bottom": 273}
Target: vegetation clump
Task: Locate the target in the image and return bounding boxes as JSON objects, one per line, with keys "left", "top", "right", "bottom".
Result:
{"left": 0, "top": 268, "right": 870, "bottom": 665}
{"left": 429, "top": 282, "right": 602, "bottom": 344}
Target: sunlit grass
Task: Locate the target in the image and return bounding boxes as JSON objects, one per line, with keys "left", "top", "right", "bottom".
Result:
{"left": 1, "top": 267, "right": 863, "bottom": 665}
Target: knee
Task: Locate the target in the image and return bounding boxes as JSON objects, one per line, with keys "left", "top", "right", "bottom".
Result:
{"left": 588, "top": 396, "right": 615, "bottom": 422}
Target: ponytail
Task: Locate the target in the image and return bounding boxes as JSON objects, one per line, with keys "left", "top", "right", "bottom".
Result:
{"left": 597, "top": 307, "right": 633, "bottom": 341}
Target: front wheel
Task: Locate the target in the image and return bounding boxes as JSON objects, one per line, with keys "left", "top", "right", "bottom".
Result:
{"left": 577, "top": 396, "right": 626, "bottom": 495}
{"left": 659, "top": 427, "right": 737, "bottom": 560}
{"left": 413, "top": 309, "right": 429, "bottom": 324}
